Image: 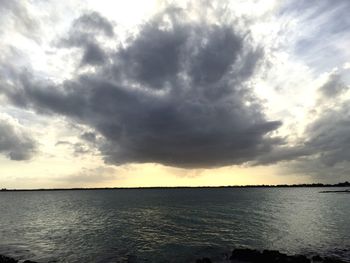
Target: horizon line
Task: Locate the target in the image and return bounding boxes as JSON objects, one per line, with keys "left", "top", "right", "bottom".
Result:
{"left": 1, "top": 182, "right": 349, "bottom": 192}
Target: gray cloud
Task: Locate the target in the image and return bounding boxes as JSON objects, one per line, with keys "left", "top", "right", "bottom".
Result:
{"left": 0, "top": 0, "right": 40, "bottom": 42}
{"left": 318, "top": 73, "right": 347, "bottom": 98}
{"left": 59, "top": 11, "right": 115, "bottom": 67}
{"left": 303, "top": 103, "right": 350, "bottom": 167}
{"left": 56, "top": 140, "right": 91, "bottom": 155}
{"left": 252, "top": 73, "right": 350, "bottom": 168}
{"left": 72, "top": 11, "right": 114, "bottom": 37}
{"left": 81, "top": 42, "right": 106, "bottom": 66}
{"left": 253, "top": 145, "right": 312, "bottom": 166}
{"left": 300, "top": 74, "right": 350, "bottom": 168}
{"left": 0, "top": 119, "right": 36, "bottom": 161}
{"left": 2, "top": 9, "right": 283, "bottom": 168}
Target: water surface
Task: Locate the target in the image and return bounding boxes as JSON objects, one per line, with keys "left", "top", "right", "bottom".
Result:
{"left": 0, "top": 188, "right": 349, "bottom": 262}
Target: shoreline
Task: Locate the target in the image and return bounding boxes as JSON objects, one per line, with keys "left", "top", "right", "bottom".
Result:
{"left": 1, "top": 248, "right": 349, "bottom": 263}
{"left": 1, "top": 182, "right": 350, "bottom": 192}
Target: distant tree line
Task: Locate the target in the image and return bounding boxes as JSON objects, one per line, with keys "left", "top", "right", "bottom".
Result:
{"left": 1, "top": 182, "right": 350, "bottom": 191}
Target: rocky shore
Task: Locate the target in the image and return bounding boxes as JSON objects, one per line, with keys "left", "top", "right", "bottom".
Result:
{"left": 1, "top": 249, "right": 348, "bottom": 263}
{"left": 197, "top": 249, "right": 348, "bottom": 263}
{"left": 0, "top": 254, "right": 36, "bottom": 263}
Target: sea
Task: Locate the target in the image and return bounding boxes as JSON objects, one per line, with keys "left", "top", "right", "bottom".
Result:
{"left": 0, "top": 187, "right": 349, "bottom": 262}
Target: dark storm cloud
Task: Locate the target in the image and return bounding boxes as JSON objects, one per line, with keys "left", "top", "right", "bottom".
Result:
{"left": 2, "top": 8, "right": 283, "bottom": 168}
{"left": 80, "top": 131, "right": 98, "bottom": 144}
{"left": 115, "top": 18, "right": 188, "bottom": 89}
{"left": 0, "top": 120, "right": 36, "bottom": 161}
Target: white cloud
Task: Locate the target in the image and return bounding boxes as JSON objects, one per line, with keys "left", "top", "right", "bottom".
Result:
{"left": 343, "top": 62, "right": 350, "bottom": 70}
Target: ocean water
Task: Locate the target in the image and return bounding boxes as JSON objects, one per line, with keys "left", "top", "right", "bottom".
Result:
{"left": 0, "top": 188, "right": 350, "bottom": 262}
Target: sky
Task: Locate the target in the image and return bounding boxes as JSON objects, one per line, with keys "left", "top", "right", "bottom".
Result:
{"left": 0, "top": 0, "right": 350, "bottom": 189}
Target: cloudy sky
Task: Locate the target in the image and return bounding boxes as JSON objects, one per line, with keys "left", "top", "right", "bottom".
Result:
{"left": 0, "top": 0, "right": 350, "bottom": 189}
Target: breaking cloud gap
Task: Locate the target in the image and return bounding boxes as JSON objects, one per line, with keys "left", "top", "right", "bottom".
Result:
{"left": 253, "top": 73, "right": 350, "bottom": 171}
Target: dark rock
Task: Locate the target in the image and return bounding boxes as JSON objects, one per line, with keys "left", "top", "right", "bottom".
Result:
{"left": 222, "top": 252, "right": 229, "bottom": 260}
{"left": 197, "top": 249, "right": 348, "bottom": 263}
{"left": 312, "top": 255, "right": 323, "bottom": 262}
{"left": 288, "top": 255, "right": 310, "bottom": 263}
{"left": 0, "top": 255, "right": 18, "bottom": 263}
{"left": 127, "top": 255, "right": 138, "bottom": 263}
{"left": 196, "top": 257, "right": 212, "bottom": 263}
{"left": 261, "top": 250, "right": 288, "bottom": 263}
{"left": 323, "top": 257, "right": 346, "bottom": 263}
{"left": 230, "top": 248, "right": 262, "bottom": 262}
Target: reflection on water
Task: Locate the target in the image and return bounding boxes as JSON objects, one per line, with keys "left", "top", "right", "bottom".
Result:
{"left": 0, "top": 188, "right": 350, "bottom": 262}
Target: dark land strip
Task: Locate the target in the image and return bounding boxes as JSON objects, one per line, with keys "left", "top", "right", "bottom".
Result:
{"left": 1, "top": 182, "right": 350, "bottom": 192}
